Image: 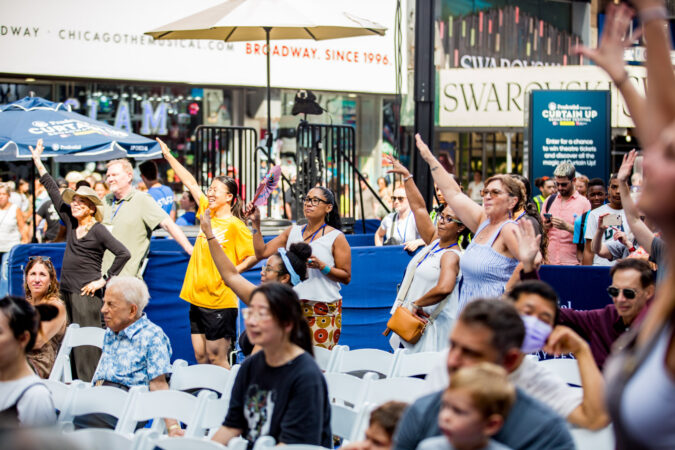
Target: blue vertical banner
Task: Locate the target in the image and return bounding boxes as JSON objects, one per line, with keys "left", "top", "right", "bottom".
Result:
{"left": 529, "top": 90, "right": 610, "bottom": 183}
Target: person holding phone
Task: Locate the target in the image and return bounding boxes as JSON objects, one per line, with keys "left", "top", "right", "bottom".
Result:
{"left": 583, "top": 174, "right": 631, "bottom": 266}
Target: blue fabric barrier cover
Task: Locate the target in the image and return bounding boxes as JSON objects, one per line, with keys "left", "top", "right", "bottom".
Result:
{"left": 8, "top": 242, "right": 612, "bottom": 362}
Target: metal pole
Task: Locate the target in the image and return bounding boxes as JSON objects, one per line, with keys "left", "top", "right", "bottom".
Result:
{"left": 31, "top": 163, "right": 37, "bottom": 243}
{"left": 413, "top": 0, "right": 436, "bottom": 207}
{"left": 265, "top": 27, "right": 272, "bottom": 159}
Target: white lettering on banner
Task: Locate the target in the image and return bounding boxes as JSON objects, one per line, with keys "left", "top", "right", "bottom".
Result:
{"left": 114, "top": 101, "right": 132, "bottom": 132}
{"left": 140, "top": 101, "right": 168, "bottom": 136}
{"left": 439, "top": 66, "right": 646, "bottom": 128}
{"left": 27, "top": 119, "right": 129, "bottom": 139}
{"left": 0, "top": 0, "right": 402, "bottom": 94}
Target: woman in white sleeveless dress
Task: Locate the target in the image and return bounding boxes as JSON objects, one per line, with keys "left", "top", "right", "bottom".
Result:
{"left": 0, "top": 184, "right": 28, "bottom": 260}
{"left": 249, "top": 186, "right": 351, "bottom": 349}
{"left": 386, "top": 155, "right": 467, "bottom": 352}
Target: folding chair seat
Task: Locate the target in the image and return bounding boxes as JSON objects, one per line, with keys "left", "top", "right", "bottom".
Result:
{"left": 391, "top": 349, "right": 445, "bottom": 378}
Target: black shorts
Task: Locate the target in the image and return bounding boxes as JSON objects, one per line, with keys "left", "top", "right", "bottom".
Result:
{"left": 189, "top": 304, "right": 237, "bottom": 341}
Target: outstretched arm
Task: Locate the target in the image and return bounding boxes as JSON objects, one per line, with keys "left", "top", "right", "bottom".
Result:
{"left": 201, "top": 210, "right": 256, "bottom": 304}
{"left": 160, "top": 217, "right": 193, "bottom": 256}
{"left": 384, "top": 154, "right": 436, "bottom": 244}
{"left": 414, "top": 134, "right": 485, "bottom": 232}
{"left": 157, "top": 138, "right": 204, "bottom": 204}
{"left": 247, "top": 204, "right": 291, "bottom": 259}
{"left": 617, "top": 149, "right": 654, "bottom": 250}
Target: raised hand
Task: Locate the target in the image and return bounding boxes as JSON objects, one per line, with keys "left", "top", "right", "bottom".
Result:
{"left": 617, "top": 149, "right": 638, "bottom": 182}
{"left": 28, "top": 138, "right": 45, "bottom": 161}
{"left": 414, "top": 133, "right": 435, "bottom": 163}
{"left": 543, "top": 325, "right": 588, "bottom": 357}
{"left": 156, "top": 137, "right": 172, "bottom": 158}
{"left": 384, "top": 154, "right": 411, "bottom": 178}
{"left": 246, "top": 203, "right": 261, "bottom": 230}
{"left": 200, "top": 209, "right": 214, "bottom": 237}
{"left": 510, "top": 219, "right": 542, "bottom": 272}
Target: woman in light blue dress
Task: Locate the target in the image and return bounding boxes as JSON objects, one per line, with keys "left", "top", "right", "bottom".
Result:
{"left": 414, "top": 135, "right": 535, "bottom": 312}
{"left": 385, "top": 155, "right": 468, "bottom": 352}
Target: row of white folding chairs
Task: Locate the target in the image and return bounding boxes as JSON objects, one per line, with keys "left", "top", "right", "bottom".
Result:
{"left": 315, "top": 345, "right": 444, "bottom": 379}
{"left": 50, "top": 324, "right": 106, "bottom": 382}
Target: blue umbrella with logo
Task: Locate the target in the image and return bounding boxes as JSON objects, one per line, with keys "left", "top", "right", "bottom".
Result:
{"left": 0, "top": 96, "right": 161, "bottom": 162}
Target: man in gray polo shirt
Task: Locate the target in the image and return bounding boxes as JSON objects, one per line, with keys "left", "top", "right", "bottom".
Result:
{"left": 102, "top": 159, "right": 192, "bottom": 278}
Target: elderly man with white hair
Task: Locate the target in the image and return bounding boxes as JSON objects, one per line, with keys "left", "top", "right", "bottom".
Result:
{"left": 74, "top": 276, "right": 183, "bottom": 436}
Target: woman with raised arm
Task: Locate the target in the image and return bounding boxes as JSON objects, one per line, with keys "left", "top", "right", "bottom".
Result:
{"left": 414, "top": 134, "right": 528, "bottom": 311}
{"left": 157, "top": 139, "right": 256, "bottom": 369}
{"left": 384, "top": 155, "right": 466, "bottom": 352}
{"left": 29, "top": 139, "right": 130, "bottom": 382}
{"left": 249, "top": 186, "right": 351, "bottom": 349}
{"left": 23, "top": 256, "right": 67, "bottom": 379}
{"left": 578, "top": 2, "right": 675, "bottom": 448}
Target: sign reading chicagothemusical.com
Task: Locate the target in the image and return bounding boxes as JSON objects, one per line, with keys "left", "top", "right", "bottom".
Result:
{"left": 529, "top": 90, "right": 610, "bottom": 183}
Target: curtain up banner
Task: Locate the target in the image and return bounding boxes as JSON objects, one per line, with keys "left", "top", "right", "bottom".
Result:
{"left": 528, "top": 90, "right": 610, "bottom": 183}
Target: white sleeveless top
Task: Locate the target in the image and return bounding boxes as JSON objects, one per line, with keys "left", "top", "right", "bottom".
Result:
{"left": 0, "top": 204, "right": 21, "bottom": 252}
{"left": 287, "top": 224, "right": 342, "bottom": 303}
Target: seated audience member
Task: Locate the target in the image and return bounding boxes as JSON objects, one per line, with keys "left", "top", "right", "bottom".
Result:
{"left": 559, "top": 258, "right": 655, "bottom": 369}
{"left": 0, "top": 296, "right": 58, "bottom": 427}
{"left": 75, "top": 277, "right": 182, "bottom": 436}
{"left": 213, "top": 283, "right": 331, "bottom": 448}
{"left": 343, "top": 401, "right": 408, "bottom": 450}
{"left": 175, "top": 191, "right": 197, "bottom": 226}
{"left": 393, "top": 299, "right": 574, "bottom": 450}
{"left": 584, "top": 174, "right": 630, "bottom": 266}
{"left": 375, "top": 188, "right": 421, "bottom": 247}
{"left": 507, "top": 281, "right": 609, "bottom": 429}
{"left": 417, "top": 363, "right": 515, "bottom": 450}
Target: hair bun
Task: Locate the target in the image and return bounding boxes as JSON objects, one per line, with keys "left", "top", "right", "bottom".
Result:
{"left": 288, "top": 242, "right": 312, "bottom": 262}
{"left": 35, "top": 303, "right": 59, "bottom": 322}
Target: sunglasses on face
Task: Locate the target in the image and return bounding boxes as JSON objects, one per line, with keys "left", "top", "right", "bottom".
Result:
{"left": 392, "top": 196, "right": 406, "bottom": 202}
{"left": 607, "top": 286, "right": 637, "bottom": 299}
{"left": 480, "top": 188, "right": 505, "bottom": 198}
{"left": 302, "top": 196, "right": 329, "bottom": 206}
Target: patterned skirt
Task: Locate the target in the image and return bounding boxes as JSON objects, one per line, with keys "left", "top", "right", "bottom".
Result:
{"left": 300, "top": 299, "right": 342, "bottom": 350}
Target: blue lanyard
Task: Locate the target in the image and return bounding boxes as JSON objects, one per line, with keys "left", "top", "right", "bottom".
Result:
{"left": 302, "top": 223, "right": 326, "bottom": 243}
{"left": 397, "top": 213, "right": 411, "bottom": 241}
{"left": 417, "top": 242, "right": 458, "bottom": 267}
{"left": 111, "top": 199, "right": 125, "bottom": 219}
{"left": 515, "top": 211, "right": 526, "bottom": 221}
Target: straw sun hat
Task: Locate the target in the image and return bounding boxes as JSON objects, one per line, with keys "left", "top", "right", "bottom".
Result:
{"left": 61, "top": 186, "right": 103, "bottom": 222}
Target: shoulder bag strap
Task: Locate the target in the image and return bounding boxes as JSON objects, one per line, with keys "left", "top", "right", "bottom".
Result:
{"left": 426, "top": 248, "right": 461, "bottom": 324}
{"left": 544, "top": 193, "right": 558, "bottom": 213}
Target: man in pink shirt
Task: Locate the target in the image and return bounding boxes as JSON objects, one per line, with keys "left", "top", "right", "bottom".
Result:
{"left": 542, "top": 162, "right": 591, "bottom": 265}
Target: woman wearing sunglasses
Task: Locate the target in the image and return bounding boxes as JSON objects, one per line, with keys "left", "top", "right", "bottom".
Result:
{"left": 29, "top": 140, "right": 130, "bottom": 381}
{"left": 23, "top": 256, "right": 67, "bottom": 378}
{"left": 414, "top": 135, "right": 538, "bottom": 312}
{"left": 248, "top": 186, "right": 351, "bottom": 349}
{"left": 385, "top": 155, "right": 468, "bottom": 352}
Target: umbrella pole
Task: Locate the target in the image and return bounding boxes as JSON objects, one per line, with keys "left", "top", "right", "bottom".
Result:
{"left": 265, "top": 26, "right": 272, "bottom": 217}
{"left": 31, "top": 162, "right": 37, "bottom": 243}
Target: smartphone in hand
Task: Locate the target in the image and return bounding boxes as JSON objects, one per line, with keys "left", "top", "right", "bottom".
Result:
{"left": 603, "top": 213, "right": 623, "bottom": 227}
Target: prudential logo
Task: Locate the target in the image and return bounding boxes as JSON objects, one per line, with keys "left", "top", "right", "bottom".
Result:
{"left": 542, "top": 102, "right": 598, "bottom": 127}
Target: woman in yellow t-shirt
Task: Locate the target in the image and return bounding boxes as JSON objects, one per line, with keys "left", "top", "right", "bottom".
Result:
{"left": 158, "top": 139, "right": 257, "bottom": 369}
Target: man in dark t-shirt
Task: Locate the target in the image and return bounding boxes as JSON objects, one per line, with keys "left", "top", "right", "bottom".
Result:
{"left": 36, "top": 199, "right": 62, "bottom": 242}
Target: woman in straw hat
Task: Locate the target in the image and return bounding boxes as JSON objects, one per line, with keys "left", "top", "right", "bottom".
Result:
{"left": 29, "top": 139, "right": 130, "bottom": 381}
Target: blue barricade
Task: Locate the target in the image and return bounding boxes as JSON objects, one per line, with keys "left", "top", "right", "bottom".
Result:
{"left": 7, "top": 241, "right": 612, "bottom": 364}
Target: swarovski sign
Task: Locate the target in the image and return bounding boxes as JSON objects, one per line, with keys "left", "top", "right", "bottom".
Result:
{"left": 438, "top": 65, "right": 645, "bottom": 128}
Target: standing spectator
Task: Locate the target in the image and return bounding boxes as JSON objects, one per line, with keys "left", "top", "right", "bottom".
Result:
{"left": 376, "top": 176, "right": 392, "bottom": 219}
{"left": 572, "top": 178, "right": 607, "bottom": 251}
{"left": 0, "top": 296, "right": 57, "bottom": 427}
{"left": 93, "top": 181, "right": 109, "bottom": 201}
{"left": 467, "top": 171, "right": 484, "bottom": 204}
{"left": 139, "top": 160, "right": 176, "bottom": 221}
{"left": 250, "top": 187, "right": 351, "bottom": 349}
{"left": 78, "top": 277, "right": 182, "bottom": 435}
{"left": 212, "top": 283, "right": 332, "bottom": 448}
{"left": 375, "top": 188, "right": 421, "bottom": 247}
{"left": 159, "top": 139, "right": 256, "bottom": 368}
{"left": 584, "top": 175, "right": 630, "bottom": 266}
{"left": 101, "top": 158, "right": 192, "bottom": 278}
{"left": 532, "top": 177, "right": 556, "bottom": 213}
{"left": 559, "top": 258, "right": 655, "bottom": 369}
{"left": 542, "top": 162, "right": 591, "bottom": 265}
{"left": 356, "top": 174, "right": 378, "bottom": 220}
{"left": 24, "top": 257, "right": 67, "bottom": 379}
{"left": 35, "top": 191, "right": 64, "bottom": 243}
{"left": 30, "top": 139, "right": 131, "bottom": 381}
{"left": 175, "top": 191, "right": 197, "bottom": 226}
{"left": 415, "top": 135, "right": 526, "bottom": 311}
{"left": 0, "top": 183, "right": 29, "bottom": 260}
{"left": 575, "top": 174, "right": 589, "bottom": 197}
{"left": 284, "top": 175, "right": 299, "bottom": 221}
{"left": 65, "top": 171, "right": 84, "bottom": 190}
{"left": 33, "top": 179, "right": 49, "bottom": 211}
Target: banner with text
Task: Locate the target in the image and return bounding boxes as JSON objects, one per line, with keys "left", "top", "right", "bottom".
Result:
{"left": 438, "top": 65, "right": 644, "bottom": 128}
{"left": 0, "top": 0, "right": 401, "bottom": 94}
{"left": 529, "top": 90, "right": 610, "bottom": 183}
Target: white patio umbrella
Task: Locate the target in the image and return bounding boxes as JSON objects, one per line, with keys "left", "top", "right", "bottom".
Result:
{"left": 145, "top": 0, "right": 386, "bottom": 153}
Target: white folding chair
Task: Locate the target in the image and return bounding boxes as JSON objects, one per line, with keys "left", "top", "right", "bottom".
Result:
{"left": 313, "top": 345, "right": 349, "bottom": 372}
{"left": 324, "top": 372, "right": 372, "bottom": 442}
{"left": 571, "top": 425, "right": 615, "bottom": 450}
{"left": 117, "top": 389, "right": 217, "bottom": 438}
{"left": 251, "top": 436, "right": 330, "bottom": 450}
{"left": 391, "top": 349, "right": 445, "bottom": 378}
{"left": 49, "top": 323, "right": 106, "bottom": 382}
{"left": 68, "top": 428, "right": 144, "bottom": 450}
{"left": 44, "top": 379, "right": 85, "bottom": 416}
{"left": 149, "top": 435, "right": 228, "bottom": 450}
{"left": 57, "top": 384, "right": 146, "bottom": 430}
{"left": 538, "top": 358, "right": 582, "bottom": 386}
{"left": 364, "top": 375, "right": 427, "bottom": 405}
{"left": 332, "top": 348, "right": 397, "bottom": 378}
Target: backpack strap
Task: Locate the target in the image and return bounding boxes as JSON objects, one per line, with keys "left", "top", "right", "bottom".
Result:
{"left": 544, "top": 193, "right": 558, "bottom": 214}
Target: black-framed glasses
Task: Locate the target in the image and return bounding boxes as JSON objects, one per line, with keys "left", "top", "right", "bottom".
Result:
{"left": 302, "top": 196, "right": 329, "bottom": 206}
{"left": 437, "top": 214, "right": 462, "bottom": 225}
{"left": 607, "top": 286, "right": 637, "bottom": 299}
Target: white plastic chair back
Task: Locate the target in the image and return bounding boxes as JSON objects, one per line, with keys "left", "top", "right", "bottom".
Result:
{"left": 151, "top": 435, "right": 228, "bottom": 450}
{"left": 44, "top": 379, "right": 85, "bottom": 414}
{"left": 364, "top": 376, "right": 428, "bottom": 405}
{"left": 571, "top": 424, "right": 615, "bottom": 450}
{"left": 228, "top": 436, "right": 249, "bottom": 450}
{"left": 68, "top": 428, "right": 138, "bottom": 450}
{"left": 49, "top": 323, "right": 105, "bottom": 383}
{"left": 170, "top": 363, "right": 234, "bottom": 396}
{"left": 314, "top": 346, "right": 332, "bottom": 371}
{"left": 391, "top": 349, "right": 445, "bottom": 378}
{"left": 324, "top": 372, "right": 370, "bottom": 407}
{"left": 539, "top": 358, "right": 582, "bottom": 386}
{"left": 58, "top": 384, "right": 145, "bottom": 428}
{"left": 118, "top": 389, "right": 216, "bottom": 437}
{"left": 332, "top": 348, "right": 397, "bottom": 378}
{"left": 252, "top": 435, "right": 276, "bottom": 450}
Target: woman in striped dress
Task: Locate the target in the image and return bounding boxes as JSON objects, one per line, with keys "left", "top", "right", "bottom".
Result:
{"left": 414, "top": 134, "right": 537, "bottom": 311}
